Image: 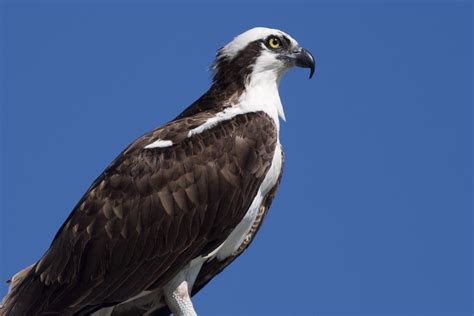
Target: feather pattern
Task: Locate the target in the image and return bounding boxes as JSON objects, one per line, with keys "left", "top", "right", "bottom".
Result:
{"left": 1, "top": 112, "right": 277, "bottom": 315}
{"left": 108, "top": 150, "right": 284, "bottom": 316}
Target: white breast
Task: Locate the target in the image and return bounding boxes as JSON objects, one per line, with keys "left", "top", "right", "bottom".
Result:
{"left": 215, "top": 142, "right": 282, "bottom": 261}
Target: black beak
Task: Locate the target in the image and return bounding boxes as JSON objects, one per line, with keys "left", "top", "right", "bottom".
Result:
{"left": 293, "top": 48, "right": 315, "bottom": 79}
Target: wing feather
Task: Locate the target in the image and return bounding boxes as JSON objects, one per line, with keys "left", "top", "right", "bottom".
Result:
{"left": 114, "top": 150, "right": 285, "bottom": 316}
{"left": 1, "top": 111, "right": 277, "bottom": 316}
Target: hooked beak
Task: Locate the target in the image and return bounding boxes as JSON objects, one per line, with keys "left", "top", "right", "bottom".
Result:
{"left": 283, "top": 47, "right": 315, "bottom": 79}
{"left": 294, "top": 48, "right": 315, "bottom": 79}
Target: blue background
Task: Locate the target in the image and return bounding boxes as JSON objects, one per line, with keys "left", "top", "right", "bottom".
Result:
{"left": 0, "top": 1, "right": 472, "bottom": 315}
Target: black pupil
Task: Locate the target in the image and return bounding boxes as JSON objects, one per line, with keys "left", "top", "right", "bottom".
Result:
{"left": 271, "top": 38, "right": 279, "bottom": 46}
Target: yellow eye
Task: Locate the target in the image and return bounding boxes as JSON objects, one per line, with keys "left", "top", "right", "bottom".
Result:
{"left": 267, "top": 36, "right": 282, "bottom": 49}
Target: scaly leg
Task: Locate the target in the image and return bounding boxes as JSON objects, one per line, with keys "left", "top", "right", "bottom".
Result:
{"left": 164, "top": 279, "right": 196, "bottom": 316}
{"left": 163, "top": 260, "right": 203, "bottom": 316}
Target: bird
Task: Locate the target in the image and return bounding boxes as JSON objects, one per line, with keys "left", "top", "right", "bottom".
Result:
{"left": 0, "top": 27, "right": 315, "bottom": 316}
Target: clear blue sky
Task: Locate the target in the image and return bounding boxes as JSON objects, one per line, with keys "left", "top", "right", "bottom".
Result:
{"left": 1, "top": 1, "right": 472, "bottom": 315}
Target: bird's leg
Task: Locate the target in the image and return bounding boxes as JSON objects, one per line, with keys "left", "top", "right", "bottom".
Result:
{"left": 164, "top": 264, "right": 201, "bottom": 316}
{"left": 165, "top": 280, "right": 196, "bottom": 316}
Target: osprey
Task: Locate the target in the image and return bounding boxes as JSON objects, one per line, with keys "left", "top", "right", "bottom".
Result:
{"left": 1, "top": 27, "right": 315, "bottom": 316}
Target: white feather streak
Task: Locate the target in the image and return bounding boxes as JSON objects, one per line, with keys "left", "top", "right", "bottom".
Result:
{"left": 144, "top": 139, "right": 173, "bottom": 149}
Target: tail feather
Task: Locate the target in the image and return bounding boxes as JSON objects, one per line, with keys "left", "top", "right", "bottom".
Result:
{"left": 1, "top": 264, "right": 35, "bottom": 314}
{"left": 0, "top": 263, "right": 75, "bottom": 316}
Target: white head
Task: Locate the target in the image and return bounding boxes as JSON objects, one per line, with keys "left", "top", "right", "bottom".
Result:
{"left": 208, "top": 27, "right": 315, "bottom": 123}
{"left": 219, "top": 27, "right": 299, "bottom": 60}
{"left": 212, "top": 27, "right": 315, "bottom": 85}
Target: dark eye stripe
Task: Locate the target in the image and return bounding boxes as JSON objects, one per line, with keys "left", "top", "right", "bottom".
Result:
{"left": 281, "top": 35, "right": 292, "bottom": 47}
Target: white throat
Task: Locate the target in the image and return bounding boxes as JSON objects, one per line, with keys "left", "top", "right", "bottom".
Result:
{"left": 187, "top": 52, "right": 288, "bottom": 139}
{"left": 237, "top": 68, "right": 287, "bottom": 133}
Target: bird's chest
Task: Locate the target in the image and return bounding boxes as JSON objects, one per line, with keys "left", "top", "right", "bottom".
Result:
{"left": 214, "top": 141, "right": 282, "bottom": 261}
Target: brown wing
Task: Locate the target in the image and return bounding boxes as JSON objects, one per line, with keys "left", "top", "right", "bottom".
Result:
{"left": 192, "top": 148, "right": 284, "bottom": 296}
{"left": 98, "top": 151, "right": 284, "bottom": 316}
{"left": 1, "top": 111, "right": 277, "bottom": 316}
{"left": 147, "top": 150, "right": 284, "bottom": 316}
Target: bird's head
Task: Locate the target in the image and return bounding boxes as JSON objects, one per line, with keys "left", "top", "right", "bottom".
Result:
{"left": 179, "top": 27, "right": 315, "bottom": 121}
{"left": 212, "top": 27, "right": 315, "bottom": 88}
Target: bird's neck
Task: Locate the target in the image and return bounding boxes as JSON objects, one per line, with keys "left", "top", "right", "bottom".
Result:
{"left": 176, "top": 70, "right": 286, "bottom": 132}
{"left": 230, "top": 70, "right": 284, "bottom": 132}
